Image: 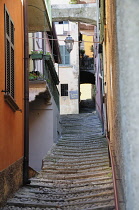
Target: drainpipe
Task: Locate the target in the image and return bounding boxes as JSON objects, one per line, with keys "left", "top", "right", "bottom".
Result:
{"left": 23, "top": 0, "right": 29, "bottom": 185}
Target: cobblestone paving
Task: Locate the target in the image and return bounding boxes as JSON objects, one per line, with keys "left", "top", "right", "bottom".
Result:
{"left": 2, "top": 112, "right": 115, "bottom": 210}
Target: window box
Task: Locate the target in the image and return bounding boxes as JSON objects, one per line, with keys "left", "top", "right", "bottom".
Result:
{"left": 30, "top": 54, "right": 43, "bottom": 60}
{"left": 44, "top": 54, "right": 51, "bottom": 61}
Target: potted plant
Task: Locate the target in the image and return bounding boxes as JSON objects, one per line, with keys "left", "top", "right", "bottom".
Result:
{"left": 30, "top": 50, "right": 43, "bottom": 60}
{"left": 43, "top": 52, "right": 51, "bottom": 60}
{"left": 29, "top": 71, "right": 43, "bottom": 81}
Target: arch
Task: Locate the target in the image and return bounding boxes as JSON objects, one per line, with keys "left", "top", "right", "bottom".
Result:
{"left": 52, "top": 4, "right": 97, "bottom": 25}
{"left": 80, "top": 71, "right": 95, "bottom": 84}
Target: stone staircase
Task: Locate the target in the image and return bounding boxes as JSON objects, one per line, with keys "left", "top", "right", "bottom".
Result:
{"left": 2, "top": 112, "right": 115, "bottom": 210}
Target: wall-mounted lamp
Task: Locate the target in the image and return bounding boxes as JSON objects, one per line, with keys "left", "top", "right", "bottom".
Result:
{"left": 64, "top": 35, "right": 74, "bottom": 53}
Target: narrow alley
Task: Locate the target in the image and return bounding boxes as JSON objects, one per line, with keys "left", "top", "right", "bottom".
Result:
{"left": 2, "top": 111, "right": 115, "bottom": 210}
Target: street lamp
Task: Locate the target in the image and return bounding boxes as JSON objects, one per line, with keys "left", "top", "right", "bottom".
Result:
{"left": 64, "top": 35, "right": 74, "bottom": 53}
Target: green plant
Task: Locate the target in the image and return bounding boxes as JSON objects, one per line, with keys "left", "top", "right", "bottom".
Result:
{"left": 69, "top": 0, "right": 77, "bottom": 3}
{"left": 29, "top": 71, "right": 43, "bottom": 80}
{"left": 31, "top": 50, "right": 43, "bottom": 54}
{"left": 46, "top": 79, "right": 51, "bottom": 83}
{"left": 80, "top": 49, "right": 85, "bottom": 55}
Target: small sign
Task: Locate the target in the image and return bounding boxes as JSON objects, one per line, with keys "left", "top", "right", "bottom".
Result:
{"left": 69, "top": 90, "right": 78, "bottom": 99}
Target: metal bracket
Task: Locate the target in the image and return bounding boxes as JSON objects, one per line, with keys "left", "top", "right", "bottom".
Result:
{"left": 1, "top": 90, "right": 9, "bottom": 93}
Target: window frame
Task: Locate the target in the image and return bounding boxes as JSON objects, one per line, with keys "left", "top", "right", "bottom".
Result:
{"left": 59, "top": 45, "right": 70, "bottom": 66}
{"left": 61, "top": 84, "right": 68, "bottom": 96}
{"left": 4, "top": 5, "right": 15, "bottom": 99}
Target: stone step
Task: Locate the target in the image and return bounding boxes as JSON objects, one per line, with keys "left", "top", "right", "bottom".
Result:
{"left": 42, "top": 166, "right": 110, "bottom": 174}
{"left": 45, "top": 156, "right": 109, "bottom": 163}
{"left": 4, "top": 112, "right": 115, "bottom": 210}
{"left": 29, "top": 180, "right": 113, "bottom": 190}
{"left": 52, "top": 151, "right": 108, "bottom": 158}
{"left": 44, "top": 151, "right": 108, "bottom": 158}
{"left": 81, "top": 205, "right": 115, "bottom": 210}
{"left": 39, "top": 170, "right": 112, "bottom": 180}
{"left": 42, "top": 164, "right": 110, "bottom": 171}
{"left": 60, "top": 197, "right": 114, "bottom": 208}
{"left": 43, "top": 159, "right": 109, "bottom": 165}
{"left": 30, "top": 176, "right": 113, "bottom": 185}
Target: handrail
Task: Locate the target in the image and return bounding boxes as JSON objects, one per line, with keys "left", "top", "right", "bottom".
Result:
{"left": 95, "top": 100, "right": 119, "bottom": 210}
{"left": 106, "top": 135, "right": 119, "bottom": 210}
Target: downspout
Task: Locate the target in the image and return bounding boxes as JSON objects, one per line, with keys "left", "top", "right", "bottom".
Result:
{"left": 23, "top": 0, "right": 29, "bottom": 185}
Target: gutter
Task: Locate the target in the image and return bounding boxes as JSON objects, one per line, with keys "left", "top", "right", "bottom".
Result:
{"left": 23, "top": 0, "right": 30, "bottom": 185}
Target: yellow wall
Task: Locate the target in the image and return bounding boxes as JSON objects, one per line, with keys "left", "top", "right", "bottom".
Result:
{"left": 82, "top": 34, "right": 93, "bottom": 57}
{"left": 0, "top": 0, "right": 24, "bottom": 171}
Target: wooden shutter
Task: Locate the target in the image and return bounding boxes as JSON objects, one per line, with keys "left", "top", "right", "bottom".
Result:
{"left": 60, "top": 45, "right": 70, "bottom": 65}
{"left": 5, "top": 6, "right": 14, "bottom": 98}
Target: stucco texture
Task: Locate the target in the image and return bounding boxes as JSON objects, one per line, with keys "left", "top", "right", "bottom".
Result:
{"left": 0, "top": 1, "right": 24, "bottom": 173}
{"left": 102, "top": 0, "right": 125, "bottom": 209}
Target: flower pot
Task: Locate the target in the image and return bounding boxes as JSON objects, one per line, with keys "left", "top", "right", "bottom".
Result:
{"left": 30, "top": 54, "right": 43, "bottom": 60}
{"left": 44, "top": 54, "right": 51, "bottom": 61}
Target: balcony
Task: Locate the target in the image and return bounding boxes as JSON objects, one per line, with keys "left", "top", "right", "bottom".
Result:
{"left": 29, "top": 53, "right": 59, "bottom": 109}
{"left": 28, "top": 0, "right": 52, "bottom": 33}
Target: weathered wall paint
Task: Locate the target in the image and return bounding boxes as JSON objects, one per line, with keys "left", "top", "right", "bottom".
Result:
{"left": 57, "top": 22, "right": 79, "bottom": 115}
{"left": 82, "top": 34, "right": 93, "bottom": 57}
{"left": 0, "top": 0, "right": 24, "bottom": 205}
{"left": 116, "top": 1, "right": 139, "bottom": 209}
{"left": 0, "top": 0, "right": 24, "bottom": 171}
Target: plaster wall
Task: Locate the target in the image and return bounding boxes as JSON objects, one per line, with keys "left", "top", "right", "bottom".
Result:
{"left": 0, "top": 0, "right": 24, "bottom": 204}
{"left": 0, "top": 0, "right": 24, "bottom": 171}
{"left": 101, "top": 0, "right": 125, "bottom": 208}
{"left": 29, "top": 94, "right": 60, "bottom": 171}
{"left": 102, "top": 0, "right": 139, "bottom": 209}
{"left": 57, "top": 22, "right": 79, "bottom": 115}
{"left": 115, "top": 1, "right": 139, "bottom": 209}
{"left": 82, "top": 34, "right": 93, "bottom": 57}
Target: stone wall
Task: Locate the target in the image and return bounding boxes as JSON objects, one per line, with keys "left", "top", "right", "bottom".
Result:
{"left": 0, "top": 158, "right": 23, "bottom": 207}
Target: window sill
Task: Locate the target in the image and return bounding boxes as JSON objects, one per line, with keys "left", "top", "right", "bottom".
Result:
{"left": 4, "top": 94, "right": 22, "bottom": 112}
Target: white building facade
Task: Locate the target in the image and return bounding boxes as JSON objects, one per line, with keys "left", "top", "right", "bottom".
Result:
{"left": 55, "top": 21, "right": 80, "bottom": 114}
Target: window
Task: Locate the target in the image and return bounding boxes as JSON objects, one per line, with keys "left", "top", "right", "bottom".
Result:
{"left": 61, "top": 84, "right": 68, "bottom": 96}
{"left": 5, "top": 6, "right": 14, "bottom": 98}
{"left": 60, "top": 45, "right": 70, "bottom": 65}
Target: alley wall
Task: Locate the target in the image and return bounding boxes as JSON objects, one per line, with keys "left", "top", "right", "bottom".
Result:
{"left": 100, "top": 0, "right": 125, "bottom": 208}
{"left": 102, "top": 0, "right": 139, "bottom": 209}
{"left": 0, "top": 0, "right": 24, "bottom": 205}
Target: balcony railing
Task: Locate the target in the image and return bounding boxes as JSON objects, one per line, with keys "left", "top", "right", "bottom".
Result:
{"left": 29, "top": 53, "right": 60, "bottom": 109}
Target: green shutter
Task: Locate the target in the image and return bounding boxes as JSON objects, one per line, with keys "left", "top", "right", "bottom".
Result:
{"left": 60, "top": 45, "right": 70, "bottom": 65}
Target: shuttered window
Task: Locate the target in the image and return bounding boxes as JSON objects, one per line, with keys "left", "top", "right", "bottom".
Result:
{"left": 60, "top": 45, "right": 70, "bottom": 65}
{"left": 61, "top": 84, "right": 68, "bottom": 96}
{"left": 5, "top": 6, "right": 14, "bottom": 98}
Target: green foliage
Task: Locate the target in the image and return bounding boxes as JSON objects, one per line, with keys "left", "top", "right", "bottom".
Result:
{"left": 31, "top": 50, "right": 43, "bottom": 54}
{"left": 69, "top": 0, "right": 77, "bottom": 4}
{"left": 80, "top": 49, "right": 85, "bottom": 54}
{"left": 29, "top": 71, "right": 43, "bottom": 81}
